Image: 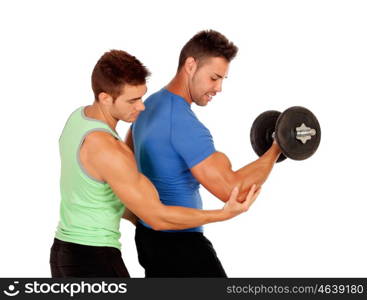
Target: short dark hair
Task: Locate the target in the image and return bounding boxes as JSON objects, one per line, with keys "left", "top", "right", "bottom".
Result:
{"left": 91, "top": 50, "right": 151, "bottom": 101}
{"left": 177, "top": 30, "right": 238, "bottom": 70}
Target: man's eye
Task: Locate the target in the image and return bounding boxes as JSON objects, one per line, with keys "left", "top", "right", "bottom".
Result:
{"left": 211, "top": 77, "right": 217, "bottom": 81}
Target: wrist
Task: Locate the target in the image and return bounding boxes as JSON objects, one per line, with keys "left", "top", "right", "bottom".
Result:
{"left": 262, "top": 143, "right": 281, "bottom": 162}
{"left": 271, "top": 142, "right": 281, "bottom": 153}
{"left": 220, "top": 207, "right": 232, "bottom": 221}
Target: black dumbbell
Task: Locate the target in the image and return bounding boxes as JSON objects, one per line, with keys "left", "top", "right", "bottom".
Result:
{"left": 250, "top": 106, "right": 321, "bottom": 162}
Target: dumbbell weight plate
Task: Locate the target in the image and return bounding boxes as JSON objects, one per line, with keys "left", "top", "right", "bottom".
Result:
{"left": 275, "top": 106, "right": 321, "bottom": 160}
{"left": 250, "top": 110, "right": 287, "bottom": 163}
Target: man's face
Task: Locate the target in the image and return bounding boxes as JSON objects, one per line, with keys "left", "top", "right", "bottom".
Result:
{"left": 188, "top": 57, "right": 229, "bottom": 106}
{"left": 111, "top": 84, "right": 147, "bottom": 123}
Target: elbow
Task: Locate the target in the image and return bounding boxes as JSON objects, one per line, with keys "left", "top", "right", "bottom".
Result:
{"left": 138, "top": 205, "right": 168, "bottom": 231}
{"left": 215, "top": 174, "right": 238, "bottom": 203}
{"left": 218, "top": 192, "right": 230, "bottom": 203}
{"left": 150, "top": 221, "right": 166, "bottom": 231}
{"left": 143, "top": 216, "right": 168, "bottom": 231}
{"left": 219, "top": 174, "right": 243, "bottom": 202}
{"left": 215, "top": 185, "right": 238, "bottom": 203}
{"left": 148, "top": 218, "right": 179, "bottom": 231}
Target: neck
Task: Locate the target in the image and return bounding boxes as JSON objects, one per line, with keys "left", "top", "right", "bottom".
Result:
{"left": 85, "top": 102, "right": 118, "bottom": 131}
{"left": 165, "top": 72, "right": 193, "bottom": 105}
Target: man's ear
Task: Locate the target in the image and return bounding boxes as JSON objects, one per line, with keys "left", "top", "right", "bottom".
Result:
{"left": 184, "top": 57, "right": 197, "bottom": 76}
{"left": 98, "top": 92, "right": 113, "bottom": 105}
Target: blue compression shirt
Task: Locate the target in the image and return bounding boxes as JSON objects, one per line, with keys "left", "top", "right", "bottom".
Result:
{"left": 132, "top": 88, "right": 216, "bottom": 232}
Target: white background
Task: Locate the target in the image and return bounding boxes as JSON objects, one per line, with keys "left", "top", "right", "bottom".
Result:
{"left": 0, "top": 0, "right": 366, "bottom": 277}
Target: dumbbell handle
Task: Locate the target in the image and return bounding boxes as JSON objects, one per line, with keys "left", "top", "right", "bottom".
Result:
{"left": 295, "top": 123, "right": 316, "bottom": 144}
{"left": 271, "top": 123, "right": 317, "bottom": 145}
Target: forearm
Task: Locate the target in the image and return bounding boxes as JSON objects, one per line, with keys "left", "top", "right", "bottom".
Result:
{"left": 121, "top": 173, "right": 230, "bottom": 231}
{"left": 192, "top": 144, "right": 281, "bottom": 203}
{"left": 234, "top": 143, "right": 281, "bottom": 201}
{"left": 151, "top": 206, "right": 229, "bottom": 231}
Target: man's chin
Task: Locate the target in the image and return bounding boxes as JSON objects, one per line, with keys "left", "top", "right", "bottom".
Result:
{"left": 130, "top": 113, "right": 141, "bottom": 122}
{"left": 121, "top": 116, "right": 138, "bottom": 123}
{"left": 194, "top": 100, "right": 209, "bottom": 107}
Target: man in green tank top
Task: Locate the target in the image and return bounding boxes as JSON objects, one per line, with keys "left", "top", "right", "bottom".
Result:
{"left": 50, "top": 49, "right": 261, "bottom": 277}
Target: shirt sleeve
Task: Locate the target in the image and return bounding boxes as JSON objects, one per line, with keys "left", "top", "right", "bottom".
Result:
{"left": 170, "top": 102, "right": 216, "bottom": 168}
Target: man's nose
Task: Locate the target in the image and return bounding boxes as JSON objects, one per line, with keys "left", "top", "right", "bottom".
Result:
{"left": 136, "top": 100, "right": 145, "bottom": 111}
{"left": 214, "top": 80, "right": 223, "bottom": 93}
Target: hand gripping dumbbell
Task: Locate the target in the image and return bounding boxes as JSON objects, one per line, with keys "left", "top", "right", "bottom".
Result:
{"left": 250, "top": 106, "right": 321, "bottom": 162}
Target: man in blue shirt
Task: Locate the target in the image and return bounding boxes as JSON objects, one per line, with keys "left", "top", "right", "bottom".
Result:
{"left": 130, "top": 30, "right": 281, "bottom": 277}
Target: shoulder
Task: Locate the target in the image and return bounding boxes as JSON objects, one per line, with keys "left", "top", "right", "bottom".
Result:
{"left": 82, "top": 131, "right": 139, "bottom": 183}
{"left": 171, "top": 103, "right": 210, "bottom": 133}
{"left": 144, "top": 89, "right": 169, "bottom": 105}
{"left": 83, "top": 131, "right": 134, "bottom": 163}
{"left": 170, "top": 99, "right": 197, "bottom": 122}
{"left": 83, "top": 131, "right": 118, "bottom": 147}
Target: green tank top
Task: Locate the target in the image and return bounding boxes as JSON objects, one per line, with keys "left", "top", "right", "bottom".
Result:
{"left": 55, "top": 106, "right": 125, "bottom": 250}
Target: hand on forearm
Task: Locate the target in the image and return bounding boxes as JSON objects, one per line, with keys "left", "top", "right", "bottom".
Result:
{"left": 190, "top": 147, "right": 281, "bottom": 204}
{"left": 153, "top": 205, "right": 227, "bottom": 230}
{"left": 150, "top": 186, "right": 257, "bottom": 230}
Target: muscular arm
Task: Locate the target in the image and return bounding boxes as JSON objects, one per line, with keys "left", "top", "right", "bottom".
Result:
{"left": 83, "top": 132, "right": 252, "bottom": 231}
{"left": 191, "top": 143, "right": 281, "bottom": 203}
{"left": 121, "top": 127, "right": 136, "bottom": 224}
